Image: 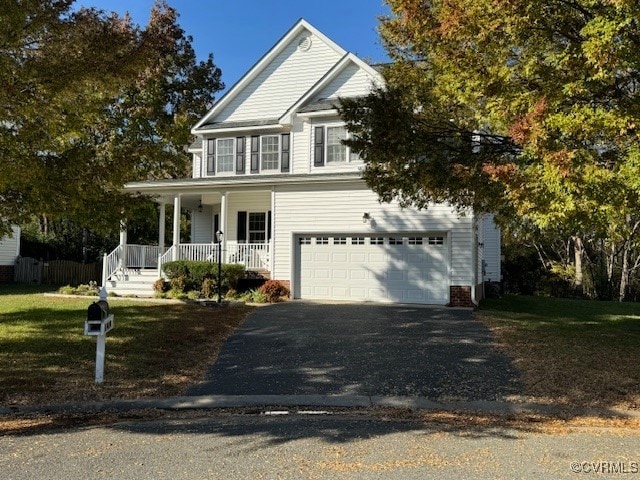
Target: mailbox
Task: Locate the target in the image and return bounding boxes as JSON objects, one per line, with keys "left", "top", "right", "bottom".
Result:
{"left": 84, "top": 299, "right": 114, "bottom": 336}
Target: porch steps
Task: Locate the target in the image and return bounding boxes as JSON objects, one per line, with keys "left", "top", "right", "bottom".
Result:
{"left": 105, "top": 268, "right": 158, "bottom": 297}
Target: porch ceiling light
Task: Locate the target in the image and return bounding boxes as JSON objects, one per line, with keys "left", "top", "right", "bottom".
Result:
{"left": 197, "top": 201, "right": 203, "bottom": 213}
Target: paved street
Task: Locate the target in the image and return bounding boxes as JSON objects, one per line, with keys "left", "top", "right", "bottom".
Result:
{"left": 2, "top": 413, "right": 639, "bottom": 480}
{"left": 188, "top": 302, "right": 521, "bottom": 400}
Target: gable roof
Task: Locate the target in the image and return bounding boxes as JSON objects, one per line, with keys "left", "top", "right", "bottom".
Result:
{"left": 192, "top": 19, "right": 347, "bottom": 133}
{"left": 279, "top": 52, "right": 383, "bottom": 124}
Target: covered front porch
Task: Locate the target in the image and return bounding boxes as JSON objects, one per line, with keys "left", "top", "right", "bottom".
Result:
{"left": 102, "top": 189, "right": 274, "bottom": 287}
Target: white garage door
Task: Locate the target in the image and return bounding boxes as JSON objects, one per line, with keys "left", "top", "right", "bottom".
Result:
{"left": 297, "top": 234, "right": 449, "bottom": 305}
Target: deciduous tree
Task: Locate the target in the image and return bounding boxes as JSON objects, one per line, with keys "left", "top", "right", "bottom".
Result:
{"left": 0, "top": 1, "right": 222, "bottom": 235}
{"left": 341, "top": 0, "right": 640, "bottom": 299}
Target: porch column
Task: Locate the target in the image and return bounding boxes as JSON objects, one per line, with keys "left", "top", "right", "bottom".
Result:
{"left": 158, "top": 202, "right": 166, "bottom": 249}
{"left": 270, "top": 187, "right": 275, "bottom": 276}
{"left": 118, "top": 219, "right": 127, "bottom": 269}
{"left": 172, "top": 195, "right": 181, "bottom": 261}
{"left": 220, "top": 192, "right": 227, "bottom": 263}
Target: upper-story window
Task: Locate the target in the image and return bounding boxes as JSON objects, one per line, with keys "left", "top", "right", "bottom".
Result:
{"left": 206, "top": 137, "right": 236, "bottom": 175}
{"left": 261, "top": 135, "right": 279, "bottom": 171}
{"left": 314, "top": 123, "right": 360, "bottom": 167}
{"left": 217, "top": 138, "right": 235, "bottom": 173}
{"left": 204, "top": 133, "right": 289, "bottom": 176}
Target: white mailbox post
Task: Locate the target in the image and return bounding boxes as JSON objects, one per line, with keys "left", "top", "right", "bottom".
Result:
{"left": 84, "top": 287, "right": 114, "bottom": 383}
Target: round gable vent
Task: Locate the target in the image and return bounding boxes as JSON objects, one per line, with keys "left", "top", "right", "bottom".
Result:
{"left": 297, "top": 36, "right": 312, "bottom": 52}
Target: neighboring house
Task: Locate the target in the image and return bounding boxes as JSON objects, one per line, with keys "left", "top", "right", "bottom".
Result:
{"left": 0, "top": 225, "right": 20, "bottom": 284}
{"left": 104, "top": 19, "right": 500, "bottom": 306}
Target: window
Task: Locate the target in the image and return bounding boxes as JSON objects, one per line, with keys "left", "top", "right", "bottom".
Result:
{"left": 248, "top": 213, "right": 266, "bottom": 243}
{"left": 334, "top": 237, "right": 347, "bottom": 245}
{"left": 370, "top": 237, "right": 384, "bottom": 245}
{"left": 261, "top": 135, "right": 279, "bottom": 170}
{"left": 217, "top": 138, "right": 234, "bottom": 173}
{"left": 316, "top": 237, "right": 329, "bottom": 245}
{"left": 428, "top": 236, "right": 445, "bottom": 245}
{"left": 315, "top": 124, "right": 361, "bottom": 166}
{"left": 327, "top": 126, "right": 347, "bottom": 163}
{"left": 408, "top": 237, "right": 423, "bottom": 245}
{"left": 299, "top": 237, "right": 312, "bottom": 245}
{"left": 352, "top": 237, "right": 365, "bottom": 245}
{"left": 389, "top": 237, "right": 404, "bottom": 245}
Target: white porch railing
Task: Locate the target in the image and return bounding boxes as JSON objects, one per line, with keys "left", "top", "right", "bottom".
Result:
{"left": 102, "top": 244, "right": 167, "bottom": 285}
{"left": 104, "top": 242, "right": 271, "bottom": 283}
{"left": 156, "top": 242, "right": 271, "bottom": 277}
{"left": 227, "top": 242, "right": 271, "bottom": 271}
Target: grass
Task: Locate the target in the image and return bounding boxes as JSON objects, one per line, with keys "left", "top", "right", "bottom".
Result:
{"left": 0, "top": 284, "right": 253, "bottom": 406}
{"left": 477, "top": 295, "right": 640, "bottom": 410}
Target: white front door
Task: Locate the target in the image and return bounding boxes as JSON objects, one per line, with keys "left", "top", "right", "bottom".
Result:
{"left": 296, "top": 234, "right": 449, "bottom": 305}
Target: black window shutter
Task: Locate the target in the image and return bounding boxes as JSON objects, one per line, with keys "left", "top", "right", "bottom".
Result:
{"left": 281, "top": 133, "right": 290, "bottom": 172}
{"left": 250, "top": 136, "right": 260, "bottom": 173}
{"left": 267, "top": 210, "right": 272, "bottom": 241}
{"left": 314, "top": 127, "right": 324, "bottom": 166}
{"left": 213, "top": 214, "right": 219, "bottom": 236}
{"left": 207, "top": 139, "right": 216, "bottom": 175}
{"left": 236, "top": 137, "right": 246, "bottom": 174}
{"left": 237, "top": 211, "right": 247, "bottom": 243}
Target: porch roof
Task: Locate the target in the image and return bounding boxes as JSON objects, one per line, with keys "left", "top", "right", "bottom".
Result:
{"left": 124, "top": 171, "right": 364, "bottom": 195}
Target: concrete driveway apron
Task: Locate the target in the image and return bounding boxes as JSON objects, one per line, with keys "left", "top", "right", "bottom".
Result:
{"left": 187, "top": 302, "right": 521, "bottom": 400}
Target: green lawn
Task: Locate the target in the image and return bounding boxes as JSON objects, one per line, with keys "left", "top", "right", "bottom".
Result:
{"left": 0, "top": 284, "right": 253, "bottom": 406}
{"left": 477, "top": 295, "right": 640, "bottom": 410}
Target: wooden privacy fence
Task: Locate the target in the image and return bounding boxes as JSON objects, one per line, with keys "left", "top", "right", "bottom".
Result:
{"left": 14, "top": 256, "right": 102, "bottom": 286}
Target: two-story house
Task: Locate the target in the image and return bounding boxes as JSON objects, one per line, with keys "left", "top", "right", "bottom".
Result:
{"left": 103, "top": 19, "right": 500, "bottom": 306}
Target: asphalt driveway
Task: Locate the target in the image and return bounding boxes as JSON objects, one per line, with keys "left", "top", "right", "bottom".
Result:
{"left": 187, "top": 302, "right": 521, "bottom": 401}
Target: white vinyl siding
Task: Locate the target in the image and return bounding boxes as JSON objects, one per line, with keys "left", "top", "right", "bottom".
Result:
{"left": 190, "top": 206, "right": 214, "bottom": 243}
{"left": 215, "top": 32, "right": 342, "bottom": 123}
{"left": 261, "top": 135, "right": 280, "bottom": 171}
{"left": 313, "top": 63, "right": 379, "bottom": 99}
{"left": 481, "top": 214, "right": 501, "bottom": 282}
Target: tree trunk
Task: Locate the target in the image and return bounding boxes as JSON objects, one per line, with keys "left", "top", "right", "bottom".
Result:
{"left": 572, "top": 236, "right": 584, "bottom": 295}
{"left": 619, "top": 243, "right": 630, "bottom": 302}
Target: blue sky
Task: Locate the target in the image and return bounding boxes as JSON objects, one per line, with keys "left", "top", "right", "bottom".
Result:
{"left": 75, "top": 1, "right": 391, "bottom": 92}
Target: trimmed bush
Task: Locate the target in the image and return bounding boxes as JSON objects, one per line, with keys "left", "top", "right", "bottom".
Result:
{"left": 161, "top": 261, "right": 246, "bottom": 296}
{"left": 258, "top": 280, "right": 290, "bottom": 303}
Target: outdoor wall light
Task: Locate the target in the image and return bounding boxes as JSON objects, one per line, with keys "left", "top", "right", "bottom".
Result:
{"left": 197, "top": 200, "right": 203, "bottom": 213}
{"left": 362, "top": 212, "right": 371, "bottom": 223}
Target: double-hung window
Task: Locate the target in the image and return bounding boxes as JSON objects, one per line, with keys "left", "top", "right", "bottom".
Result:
{"left": 314, "top": 124, "right": 361, "bottom": 167}
{"left": 206, "top": 138, "right": 235, "bottom": 175}
{"left": 248, "top": 212, "right": 267, "bottom": 243}
{"left": 261, "top": 135, "right": 279, "bottom": 171}
{"left": 217, "top": 138, "right": 234, "bottom": 173}
{"left": 327, "top": 126, "right": 347, "bottom": 163}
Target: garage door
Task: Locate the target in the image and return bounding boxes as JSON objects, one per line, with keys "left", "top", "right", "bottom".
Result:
{"left": 297, "top": 234, "right": 448, "bottom": 305}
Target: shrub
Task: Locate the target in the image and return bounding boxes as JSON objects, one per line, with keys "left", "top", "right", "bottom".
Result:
{"left": 239, "top": 289, "right": 269, "bottom": 303}
{"left": 57, "top": 283, "right": 99, "bottom": 296}
{"left": 162, "top": 261, "right": 246, "bottom": 295}
{"left": 162, "top": 260, "right": 189, "bottom": 279}
{"left": 223, "top": 264, "right": 245, "bottom": 289}
{"left": 258, "top": 280, "right": 290, "bottom": 303}
{"left": 201, "top": 278, "right": 217, "bottom": 299}
{"left": 152, "top": 278, "right": 169, "bottom": 294}
{"left": 170, "top": 274, "right": 187, "bottom": 293}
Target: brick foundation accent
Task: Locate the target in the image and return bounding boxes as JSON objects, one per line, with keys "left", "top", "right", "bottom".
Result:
{"left": 0, "top": 265, "right": 14, "bottom": 284}
{"left": 449, "top": 285, "right": 475, "bottom": 307}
